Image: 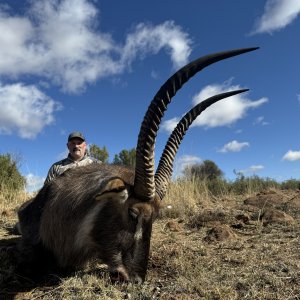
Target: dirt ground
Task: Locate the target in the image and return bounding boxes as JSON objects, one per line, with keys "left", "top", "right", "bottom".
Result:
{"left": 0, "top": 189, "right": 300, "bottom": 299}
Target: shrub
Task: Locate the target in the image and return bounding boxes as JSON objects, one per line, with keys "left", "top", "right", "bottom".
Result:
{"left": 280, "top": 179, "right": 300, "bottom": 190}
{"left": 229, "top": 175, "right": 279, "bottom": 195}
{"left": 0, "top": 153, "right": 25, "bottom": 193}
{"left": 183, "top": 160, "right": 223, "bottom": 181}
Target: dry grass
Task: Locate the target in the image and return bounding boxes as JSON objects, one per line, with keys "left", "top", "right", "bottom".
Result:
{"left": 0, "top": 181, "right": 300, "bottom": 299}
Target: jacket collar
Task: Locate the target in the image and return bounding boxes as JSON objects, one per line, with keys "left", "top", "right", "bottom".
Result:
{"left": 67, "top": 152, "right": 88, "bottom": 162}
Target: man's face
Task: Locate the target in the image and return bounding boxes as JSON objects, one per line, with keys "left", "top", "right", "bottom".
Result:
{"left": 67, "top": 138, "right": 86, "bottom": 161}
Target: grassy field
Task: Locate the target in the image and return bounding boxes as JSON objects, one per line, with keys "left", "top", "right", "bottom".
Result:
{"left": 0, "top": 181, "right": 300, "bottom": 299}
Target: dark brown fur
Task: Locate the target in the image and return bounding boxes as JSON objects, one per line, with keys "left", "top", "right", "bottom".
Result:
{"left": 18, "top": 163, "right": 160, "bottom": 281}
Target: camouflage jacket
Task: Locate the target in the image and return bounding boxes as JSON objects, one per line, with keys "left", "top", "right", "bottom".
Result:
{"left": 44, "top": 154, "right": 101, "bottom": 184}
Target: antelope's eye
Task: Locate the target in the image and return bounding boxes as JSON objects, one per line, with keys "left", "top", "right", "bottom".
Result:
{"left": 129, "top": 207, "right": 139, "bottom": 220}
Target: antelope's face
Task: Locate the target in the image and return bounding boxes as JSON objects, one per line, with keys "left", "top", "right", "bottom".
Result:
{"left": 93, "top": 177, "right": 160, "bottom": 282}
{"left": 118, "top": 196, "right": 160, "bottom": 282}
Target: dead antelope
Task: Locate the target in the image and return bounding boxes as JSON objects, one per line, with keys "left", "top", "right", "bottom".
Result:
{"left": 18, "top": 47, "right": 258, "bottom": 282}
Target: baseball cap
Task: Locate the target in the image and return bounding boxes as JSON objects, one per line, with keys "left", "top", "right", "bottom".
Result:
{"left": 68, "top": 131, "right": 85, "bottom": 142}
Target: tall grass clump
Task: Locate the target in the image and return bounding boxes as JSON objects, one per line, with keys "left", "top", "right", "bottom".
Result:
{"left": 162, "top": 174, "right": 287, "bottom": 219}
{"left": 162, "top": 176, "right": 232, "bottom": 219}
{"left": 162, "top": 177, "right": 210, "bottom": 218}
{"left": 201, "top": 177, "right": 230, "bottom": 197}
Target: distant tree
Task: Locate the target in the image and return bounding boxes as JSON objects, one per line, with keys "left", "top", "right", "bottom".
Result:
{"left": 89, "top": 144, "right": 109, "bottom": 163}
{"left": 113, "top": 148, "right": 136, "bottom": 167}
{"left": 183, "top": 159, "right": 223, "bottom": 181}
{"left": 113, "top": 154, "right": 121, "bottom": 165}
{"left": 0, "top": 153, "right": 26, "bottom": 192}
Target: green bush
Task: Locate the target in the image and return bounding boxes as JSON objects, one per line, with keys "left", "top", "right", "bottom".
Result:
{"left": 280, "top": 179, "right": 300, "bottom": 190}
{"left": 229, "top": 175, "right": 279, "bottom": 195}
{"left": 0, "top": 153, "right": 25, "bottom": 192}
{"left": 183, "top": 160, "right": 223, "bottom": 181}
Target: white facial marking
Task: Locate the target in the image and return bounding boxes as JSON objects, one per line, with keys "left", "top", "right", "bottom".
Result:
{"left": 75, "top": 201, "right": 106, "bottom": 250}
{"left": 134, "top": 217, "right": 143, "bottom": 242}
{"left": 117, "top": 189, "right": 129, "bottom": 203}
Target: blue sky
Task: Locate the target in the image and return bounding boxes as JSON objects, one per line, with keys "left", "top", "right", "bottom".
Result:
{"left": 0, "top": 0, "right": 300, "bottom": 192}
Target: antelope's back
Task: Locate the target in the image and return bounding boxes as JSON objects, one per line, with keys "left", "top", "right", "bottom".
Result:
{"left": 19, "top": 163, "right": 134, "bottom": 244}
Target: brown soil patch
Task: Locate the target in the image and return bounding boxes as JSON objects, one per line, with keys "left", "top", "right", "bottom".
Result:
{"left": 203, "top": 224, "right": 236, "bottom": 243}
{"left": 286, "top": 195, "right": 300, "bottom": 209}
{"left": 261, "top": 208, "right": 295, "bottom": 226}
{"left": 244, "top": 190, "right": 289, "bottom": 208}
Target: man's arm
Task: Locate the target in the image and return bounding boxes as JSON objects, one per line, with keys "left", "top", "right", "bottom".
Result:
{"left": 44, "top": 164, "right": 58, "bottom": 184}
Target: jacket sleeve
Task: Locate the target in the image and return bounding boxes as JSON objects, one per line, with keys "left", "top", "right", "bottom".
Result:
{"left": 44, "top": 164, "right": 58, "bottom": 184}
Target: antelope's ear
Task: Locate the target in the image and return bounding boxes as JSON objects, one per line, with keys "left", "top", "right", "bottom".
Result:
{"left": 94, "top": 178, "right": 129, "bottom": 202}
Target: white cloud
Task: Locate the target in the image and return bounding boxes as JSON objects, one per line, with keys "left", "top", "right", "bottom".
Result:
{"left": 0, "top": 82, "right": 62, "bottom": 138}
{"left": 121, "top": 21, "right": 192, "bottom": 70}
{"left": 160, "top": 117, "right": 180, "bottom": 133}
{"left": 282, "top": 150, "right": 300, "bottom": 161}
{"left": 173, "top": 155, "right": 201, "bottom": 178}
{"left": 253, "top": 116, "right": 269, "bottom": 126}
{"left": 250, "top": 165, "right": 264, "bottom": 172}
{"left": 219, "top": 140, "right": 250, "bottom": 153}
{"left": 252, "top": 0, "right": 300, "bottom": 34}
{"left": 192, "top": 81, "right": 267, "bottom": 128}
{"left": 0, "top": 0, "right": 192, "bottom": 93}
{"left": 25, "top": 173, "right": 45, "bottom": 193}
{"left": 238, "top": 165, "right": 264, "bottom": 175}
{"left": 161, "top": 81, "right": 267, "bottom": 133}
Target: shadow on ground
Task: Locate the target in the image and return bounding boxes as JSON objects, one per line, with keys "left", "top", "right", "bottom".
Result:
{"left": 0, "top": 235, "right": 111, "bottom": 300}
{"left": 0, "top": 236, "right": 62, "bottom": 300}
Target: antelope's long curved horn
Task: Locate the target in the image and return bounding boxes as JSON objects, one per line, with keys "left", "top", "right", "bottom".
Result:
{"left": 154, "top": 89, "right": 248, "bottom": 200}
{"left": 133, "top": 47, "right": 259, "bottom": 201}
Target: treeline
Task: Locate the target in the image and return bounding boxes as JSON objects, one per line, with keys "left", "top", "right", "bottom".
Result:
{"left": 180, "top": 159, "right": 300, "bottom": 195}
{"left": 0, "top": 150, "right": 299, "bottom": 194}
{"left": 88, "top": 144, "right": 136, "bottom": 167}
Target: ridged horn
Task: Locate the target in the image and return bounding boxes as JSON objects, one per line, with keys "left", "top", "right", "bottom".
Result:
{"left": 133, "top": 47, "right": 259, "bottom": 201}
{"left": 154, "top": 89, "right": 249, "bottom": 200}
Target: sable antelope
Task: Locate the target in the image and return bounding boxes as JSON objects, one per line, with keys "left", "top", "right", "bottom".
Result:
{"left": 18, "top": 47, "right": 258, "bottom": 282}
